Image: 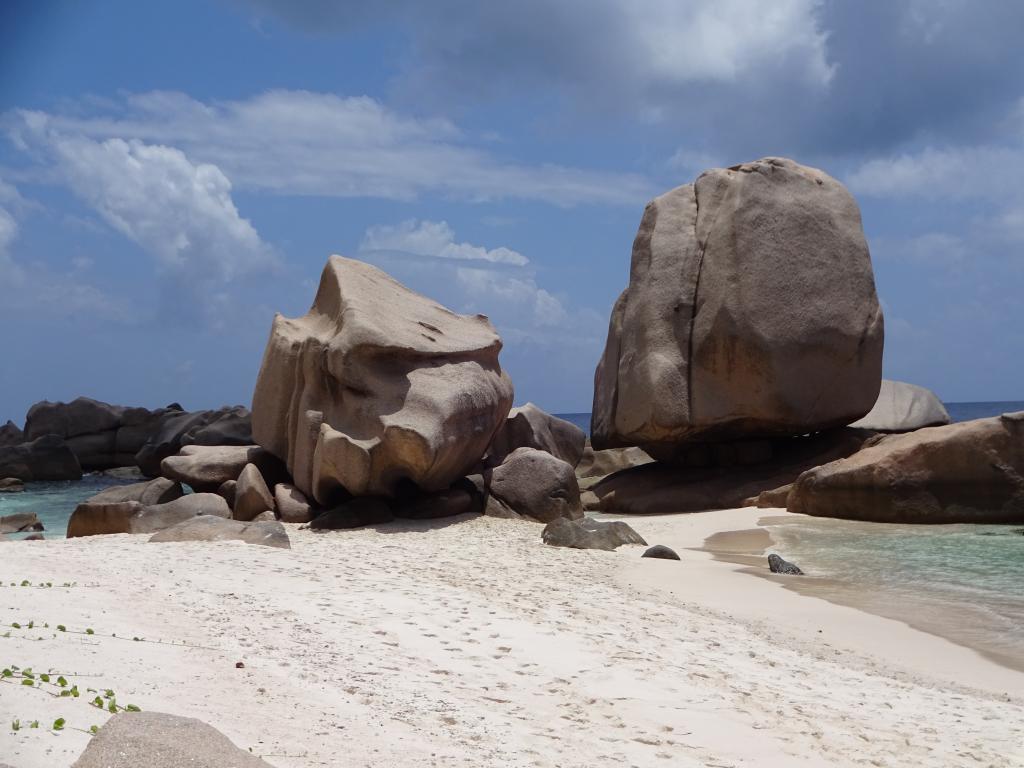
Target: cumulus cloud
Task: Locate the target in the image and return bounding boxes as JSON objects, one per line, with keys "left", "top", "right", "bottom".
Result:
{"left": 360, "top": 219, "right": 529, "bottom": 266}
{"left": 4, "top": 91, "right": 653, "bottom": 207}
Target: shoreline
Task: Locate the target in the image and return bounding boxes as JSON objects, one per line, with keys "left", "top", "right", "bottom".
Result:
{"left": 703, "top": 509, "right": 1024, "bottom": 676}
{"left": 2, "top": 513, "right": 1023, "bottom": 766}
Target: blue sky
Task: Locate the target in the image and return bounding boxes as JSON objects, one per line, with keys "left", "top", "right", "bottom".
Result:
{"left": 1, "top": 0, "right": 1022, "bottom": 425}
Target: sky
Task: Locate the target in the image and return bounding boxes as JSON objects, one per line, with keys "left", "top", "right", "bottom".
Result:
{"left": 1, "top": 0, "right": 1022, "bottom": 425}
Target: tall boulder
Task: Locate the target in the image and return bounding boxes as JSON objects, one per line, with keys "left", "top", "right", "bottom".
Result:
{"left": 252, "top": 256, "right": 514, "bottom": 502}
{"left": 788, "top": 412, "right": 1024, "bottom": 524}
{"left": 849, "top": 379, "right": 950, "bottom": 432}
{"left": 592, "top": 157, "right": 884, "bottom": 456}
{"left": 487, "top": 402, "right": 586, "bottom": 468}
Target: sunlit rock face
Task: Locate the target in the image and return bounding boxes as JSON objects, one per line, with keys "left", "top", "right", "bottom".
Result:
{"left": 592, "top": 157, "right": 884, "bottom": 456}
{"left": 252, "top": 256, "right": 514, "bottom": 502}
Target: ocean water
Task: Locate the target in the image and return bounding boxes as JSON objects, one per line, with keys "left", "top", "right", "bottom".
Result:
{"left": 0, "top": 474, "right": 137, "bottom": 540}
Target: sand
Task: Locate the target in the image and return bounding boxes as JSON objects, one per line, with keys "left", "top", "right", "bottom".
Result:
{"left": 1, "top": 510, "right": 1022, "bottom": 767}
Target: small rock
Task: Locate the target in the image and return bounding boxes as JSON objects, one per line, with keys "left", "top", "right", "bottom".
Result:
{"left": 642, "top": 545, "right": 680, "bottom": 561}
{"left": 542, "top": 517, "right": 647, "bottom": 551}
{"left": 274, "top": 482, "right": 316, "bottom": 524}
{"left": 233, "top": 463, "right": 275, "bottom": 522}
{"left": 149, "top": 515, "right": 290, "bottom": 549}
{"left": 0, "top": 512, "right": 43, "bottom": 534}
{"left": 0, "top": 477, "right": 25, "bottom": 493}
{"left": 768, "top": 553, "right": 804, "bottom": 575}
{"left": 216, "top": 479, "right": 237, "bottom": 508}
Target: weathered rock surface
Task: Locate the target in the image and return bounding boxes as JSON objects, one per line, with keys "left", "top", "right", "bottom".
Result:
{"left": 274, "top": 483, "right": 316, "bottom": 523}
{"left": 233, "top": 463, "right": 275, "bottom": 522}
{"left": 67, "top": 501, "right": 143, "bottom": 537}
{"left": 0, "top": 434, "right": 82, "bottom": 481}
{"left": 217, "top": 479, "right": 237, "bottom": 507}
{"left": 150, "top": 515, "right": 290, "bottom": 549}
{"left": 309, "top": 497, "right": 395, "bottom": 530}
{"left": 252, "top": 256, "right": 514, "bottom": 502}
{"left": 742, "top": 483, "right": 793, "bottom": 509}
{"left": 586, "top": 429, "right": 870, "bottom": 514}
{"left": 849, "top": 379, "right": 950, "bottom": 432}
{"left": 593, "top": 157, "right": 884, "bottom": 455}
{"left": 0, "top": 476, "right": 24, "bottom": 492}
{"left": 542, "top": 517, "right": 646, "bottom": 551}
{"left": 575, "top": 442, "right": 654, "bottom": 481}
{"left": 486, "top": 447, "right": 583, "bottom": 523}
{"left": 87, "top": 477, "right": 184, "bottom": 507}
{"left": 72, "top": 711, "right": 276, "bottom": 768}
{"left": 487, "top": 403, "right": 586, "bottom": 468}
{"left": 768, "top": 553, "right": 803, "bottom": 575}
{"left": 136, "top": 406, "right": 254, "bottom": 476}
{"left": 789, "top": 413, "right": 1024, "bottom": 524}
{"left": 131, "top": 493, "right": 231, "bottom": 534}
{"left": 160, "top": 445, "right": 285, "bottom": 493}
{"left": 0, "top": 512, "right": 43, "bottom": 534}
{"left": 0, "top": 420, "right": 24, "bottom": 447}
{"left": 642, "top": 545, "right": 680, "bottom": 560}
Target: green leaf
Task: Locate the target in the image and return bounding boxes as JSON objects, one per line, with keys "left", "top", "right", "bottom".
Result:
{"left": 30, "top": 720, "right": 39, "bottom": 729}
{"left": 90, "top": 696, "right": 103, "bottom": 708}
{"left": 104, "top": 689, "right": 114, "bottom": 698}
{"left": 11, "top": 719, "right": 19, "bottom": 731}
{"left": 39, "top": 673, "right": 50, "bottom": 683}
{"left": 70, "top": 685, "right": 79, "bottom": 698}
{"left": 57, "top": 625, "right": 66, "bottom": 632}
{"left": 89, "top": 725, "right": 98, "bottom": 735}
{"left": 1, "top": 668, "right": 12, "bottom": 678}
{"left": 107, "top": 700, "right": 117, "bottom": 714}
{"left": 57, "top": 676, "right": 68, "bottom": 687}
{"left": 20, "top": 580, "right": 29, "bottom": 587}
{"left": 11, "top": 622, "right": 20, "bottom": 629}
{"left": 85, "top": 628, "right": 94, "bottom": 635}
{"left": 52, "top": 718, "right": 65, "bottom": 731}
{"left": 21, "top": 678, "right": 34, "bottom": 686}
{"left": 60, "top": 689, "right": 71, "bottom": 697}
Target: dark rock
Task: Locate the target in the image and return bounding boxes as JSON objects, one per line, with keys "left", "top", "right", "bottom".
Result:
{"left": 149, "top": 515, "right": 290, "bottom": 549}
{"left": 642, "top": 545, "right": 680, "bottom": 560}
{"left": 742, "top": 483, "right": 793, "bottom": 509}
{"left": 0, "top": 435, "right": 82, "bottom": 481}
{"left": 182, "top": 406, "right": 253, "bottom": 447}
{"left": 587, "top": 429, "right": 871, "bottom": 514}
{"left": 483, "top": 494, "right": 522, "bottom": 519}
{"left": 487, "top": 403, "right": 586, "bottom": 468}
{"left": 542, "top": 517, "right": 646, "bottom": 551}
{"left": 233, "top": 463, "right": 275, "bottom": 522}
{"left": 71, "top": 711, "right": 275, "bottom": 768}
{"left": 217, "top": 479, "right": 238, "bottom": 508}
{"left": 0, "top": 512, "right": 43, "bottom": 534}
{"left": 309, "top": 497, "right": 395, "bottom": 530}
{"left": 486, "top": 447, "right": 583, "bottom": 523}
{"left": 397, "top": 488, "right": 476, "bottom": 520}
{"left": 768, "top": 553, "right": 804, "bottom": 575}
{"left": 135, "top": 405, "right": 252, "bottom": 477}
{"left": 0, "top": 420, "right": 24, "bottom": 448}
{"left": 789, "top": 412, "right": 1024, "bottom": 524}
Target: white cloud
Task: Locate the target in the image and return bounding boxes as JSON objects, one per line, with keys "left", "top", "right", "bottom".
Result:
{"left": 5, "top": 91, "right": 654, "bottom": 207}
{"left": 360, "top": 219, "right": 529, "bottom": 266}
{"left": 455, "top": 267, "right": 567, "bottom": 328}
{"left": 26, "top": 128, "right": 276, "bottom": 282}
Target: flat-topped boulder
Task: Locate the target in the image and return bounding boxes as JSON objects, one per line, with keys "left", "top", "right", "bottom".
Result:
{"left": 252, "top": 256, "right": 513, "bottom": 502}
{"left": 789, "top": 412, "right": 1024, "bottom": 524}
{"left": 849, "top": 379, "right": 950, "bottom": 432}
{"left": 160, "top": 445, "right": 284, "bottom": 492}
{"left": 592, "top": 157, "right": 883, "bottom": 456}
{"left": 86, "top": 477, "right": 184, "bottom": 507}
{"left": 150, "top": 515, "right": 290, "bottom": 549}
{"left": 487, "top": 403, "right": 586, "bottom": 468}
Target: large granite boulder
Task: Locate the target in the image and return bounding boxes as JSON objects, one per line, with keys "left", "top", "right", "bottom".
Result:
{"left": 136, "top": 405, "right": 252, "bottom": 476}
{"left": 487, "top": 403, "right": 586, "bottom": 468}
{"left": 67, "top": 500, "right": 143, "bottom": 537}
{"left": 274, "top": 482, "right": 316, "bottom": 523}
{"left": 72, "top": 711, "right": 275, "bottom": 768}
{"left": 160, "top": 445, "right": 285, "bottom": 493}
{"left": 130, "top": 493, "right": 232, "bottom": 534}
{"left": 252, "top": 256, "right": 514, "bottom": 502}
{"left": 592, "top": 157, "right": 884, "bottom": 456}
{"left": 150, "top": 515, "right": 290, "bottom": 549}
{"left": 486, "top": 447, "right": 583, "bottom": 523}
{"left": 233, "top": 463, "right": 275, "bottom": 521}
{"left": 789, "top": 412, "right": 1024, "bottom": 524}
{"left": 0, "top": 434, "right": 82, "bottom": 481}
{"left": 86, "top": 477, "right": 184, "bottom": 507}
{"left": 849, "top": 379, "right": 950, "bottom": 432}
{"left": 541, "top": 517, "right": 646, "bottom": 551}
{"left": 588, "top": 428, "right": 871, "bottom": 514}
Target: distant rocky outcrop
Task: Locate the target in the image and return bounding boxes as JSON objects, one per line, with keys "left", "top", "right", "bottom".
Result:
{"left": 788, "top": 412, "right": 1024, "bottom": 524}
{"left": 252, "top": 256, "right": 513, "bottom": 502}
{"left": 485, "top": 447, "right": 583, "bottom": 523}
{"left": 0, "top": 420, "right": 23, "bottom": 447}
{"left": 592, "top": 157, "right": 884, "bottom": 457}
{"left": 135, "top": 405, "right": 253, "bottom": 476}
{"left": 0, "top": 434, "right": 82, "bottom": 481}
{"left": 849, "top": 379, "right": 950, "bottom": 432}
{"left": 586, "top": 428, "right": 871, "bottom": 515}
{"left": 487, "top": 403, "right": 586, "bottom": 468}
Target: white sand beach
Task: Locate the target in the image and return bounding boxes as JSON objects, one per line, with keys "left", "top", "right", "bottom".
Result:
{"left": 2, "top": 510, "right": 1022, "bottom": 768}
